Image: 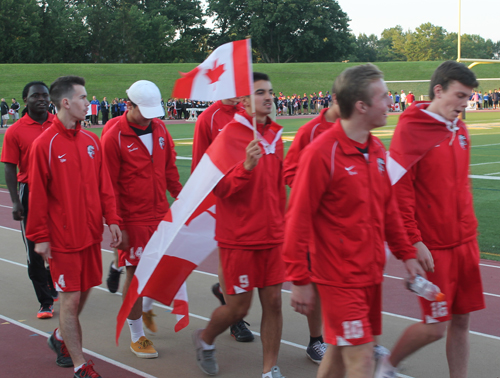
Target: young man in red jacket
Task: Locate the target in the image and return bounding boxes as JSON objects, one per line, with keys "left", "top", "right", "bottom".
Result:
{"left": 376, "top": 61, "right": 486, "bottom": 378}
{"left": 101, "top": 80, "right": 182, "bottom": 359}
{"left": 191, "top": 97, "right": 255, "bottom": 343}
{"left": 283, "top": 64, "right": 424, "bottom": 378}
{"left": 1, "top": 81, "right": 57, "bottom": 319}
{"left": 26, "top": 76, "right": 122, "bottom": 378}
{"left": 192, "top": 73, "right": 286, "bottom": 378}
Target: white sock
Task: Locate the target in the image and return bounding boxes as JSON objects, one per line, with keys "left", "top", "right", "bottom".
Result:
{"left": 128, "top": 317, "right": 145, "bottom": 343}
{"left": 200, "top": 337, "right": 215, "bottom": 350}
{"left": 74, "top": 363, "right": 85, "bottom": 372}
{"left": 262, "top": 371, "right": 273, "bottom": 378}
{"left": 143, "top": 297, "right": 154, "bottom": 312}
{"left": 111, "top": 262, "right": 123, "bottom": 271}
{"left": 55, "top": 328, "right": 63, "bottom": 341}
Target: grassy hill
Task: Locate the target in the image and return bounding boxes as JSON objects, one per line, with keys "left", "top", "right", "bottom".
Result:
{"left": 0, "top": 61, "right": 499, "bottom": 104}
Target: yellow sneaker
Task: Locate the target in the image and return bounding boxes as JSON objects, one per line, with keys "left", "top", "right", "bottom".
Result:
{"left": 130, "top": 336, "right": 158, "bottom": 358}
{"left": 142, "top": 310, "right": 158, "bottom": 335}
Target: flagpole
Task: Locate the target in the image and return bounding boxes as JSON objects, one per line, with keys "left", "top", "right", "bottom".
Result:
{"left": 250, "top": 93, "right": 257, "bottom": 139}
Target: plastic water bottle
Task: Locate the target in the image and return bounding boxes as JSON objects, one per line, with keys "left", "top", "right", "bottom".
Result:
{"left": 406, "top": 275, "right": 445, "bottom": 301}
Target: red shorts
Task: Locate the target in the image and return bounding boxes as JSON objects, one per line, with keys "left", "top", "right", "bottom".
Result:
{"left": 220, "top": 245, "right": 286, "bottom": 295}
{"left": 317, "top": 284, "right": 381, "bottom": 346}
{"left": 49, "top": 244, "right": 102, "bottom": 292}
{"left": 419, "top": 239, "right": 485, "bottom": 323}
{"left": 118, "top": 224, "right": 157, "bottom": 267}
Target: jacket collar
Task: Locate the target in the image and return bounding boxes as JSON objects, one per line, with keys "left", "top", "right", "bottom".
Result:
{"left": 332, "top": 119, "right": 373, "bottom": 156}
{"left": 53, "top": 116, "right": 82, "bottom": 138}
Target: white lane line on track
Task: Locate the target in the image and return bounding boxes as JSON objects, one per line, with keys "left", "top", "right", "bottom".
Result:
{"left": 0, "top": 204, "right": 13, "bottom": 209}
{"left": 0, "top": 314, "right": 157, "bottom": 378}
{"left": 1, "top": 252, "right": 500, "bottom": 346}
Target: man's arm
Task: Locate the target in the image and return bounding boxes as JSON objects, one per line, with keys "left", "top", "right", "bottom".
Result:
{"left": 283, "top": 145, "right": 330, "bottom": 314}
{"left": 191, "top": 114, "right": 212, "bottom": 171}
{"left": 4, "top": 163, "right": 23, "bottom": 220}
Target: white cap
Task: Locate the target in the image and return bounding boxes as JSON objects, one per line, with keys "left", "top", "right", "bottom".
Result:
{"left": 126, "top": 80, "right": 164, "bottom": 119}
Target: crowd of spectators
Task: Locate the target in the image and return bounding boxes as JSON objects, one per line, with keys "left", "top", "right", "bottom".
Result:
{"left": 3, "top": 87, "right": 500, "bottom": 128}
{"left": 470, "top": 89, "right": 500, "bottom": 110}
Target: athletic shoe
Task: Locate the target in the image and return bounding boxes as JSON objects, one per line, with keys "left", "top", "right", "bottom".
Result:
{"left": 211, "top": 282, "right": 226, "bottom": 305}
{"left": 130, "top": 336, "right": 158, "bottom": 358}
{"left": 37, "top": 304, "right": 54, "bottom": 319}
{"left": 374, "top": 355, "right": 398, "bottom": 378}
{"left": 270, "top": 366, "right": 285, "bottom": 378}
{"left": 47, "top": 329, "right": 73, "bottom": 367}
{"left": 106, "top": 262, "right": 122, "bottom": 293}
{"left": 306, "top": 340, "right": 326, "bottom": 364}
{"left": 373, "top": 344, "right": 390, "bottom": 362}
{"left": 142, "top": 310, "right": 158, "bottom": 335}
{"left": 74, "top": 360, "right": 101, "bottom": 378}
{"left": 192, "top": 329, "right": 218, "bottom": 376}
{"left": 230, "top": 320, "right": 254, "bottom": 342}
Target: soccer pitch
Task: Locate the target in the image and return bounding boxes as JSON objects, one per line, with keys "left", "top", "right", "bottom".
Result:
{"left": 1, "top": 111, "right": 500, "bottom": 259}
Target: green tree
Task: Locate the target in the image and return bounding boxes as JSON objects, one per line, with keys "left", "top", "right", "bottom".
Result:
{"left": 207, "top": 0, "right": 352, "bottom": 63}
{"left": 349, "top": 33, "right": 378, "bottom": 62}
{"left": 38, "top": 0, "right": 90, "bottom": 63}
{"left": 0, "top": 0, "right": 42, "bottom": 63}
{"left": 404, "top": 23, "right": 453, "bottom": 61}
{"left": 378, "top": 26, "right": 407, "bottom": 61}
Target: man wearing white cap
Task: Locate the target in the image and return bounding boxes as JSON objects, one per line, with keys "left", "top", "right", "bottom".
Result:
{"left": 101, "top": 80, "right": 183, "bottom": 358}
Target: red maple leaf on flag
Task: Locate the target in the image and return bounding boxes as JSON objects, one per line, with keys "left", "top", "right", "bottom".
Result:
{"left": 205, "top": 60, "right": 225, "bottom": 84}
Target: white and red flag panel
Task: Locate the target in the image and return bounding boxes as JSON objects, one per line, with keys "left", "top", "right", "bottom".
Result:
{"left": 172, "top": 39, "right": 253, "bottom": 101}
{"left": 116, "top": 118, "right": 255, "bottom": 343}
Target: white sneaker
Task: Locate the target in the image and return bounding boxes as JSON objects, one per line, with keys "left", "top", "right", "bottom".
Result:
{"left": 373, "top": 344, "right": 390, "bottom": 362}
{"left": 374, "top": 355, "right": 398, "bottom": 378}
{"left": 270, "top": 366, "right": 285, "bottom": 378}
{"left": 192, "top": 329, "right": 219, "bottom": 376}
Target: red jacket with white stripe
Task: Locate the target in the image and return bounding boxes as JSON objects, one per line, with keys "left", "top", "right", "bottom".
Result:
{"left": 283, "top": 108, "right": 334, "bottom": 187}
{"left": 191, "top": 100, "right": 243, "bottom": 171}
{"left": 283, "top": 120, "right": 416, "bottom": 287}
{"left": 390, "top": 104, "right": 477, "bottom": 249}
{"left": 26, "top": 117, "right": 120, "bottom": 252}
{"left": 213, "top": 110, "right": 286, "bottom": 249}
{"left": 101, "top": 113, "right": 182, "bottom": 226}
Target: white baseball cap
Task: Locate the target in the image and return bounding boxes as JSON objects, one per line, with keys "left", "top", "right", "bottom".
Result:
{"left": 126, "top": 80, "right": 164, "bottom": 119}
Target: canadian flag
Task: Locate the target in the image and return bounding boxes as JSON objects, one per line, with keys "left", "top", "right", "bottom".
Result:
{"left": 387, "top": 102, "right": 459, "bottom": 185}
{"left": 116, "top": 116, "right": 253, "bottom": 343}
{"left": 172, "top": 39, "right": 253, "bottom": 101}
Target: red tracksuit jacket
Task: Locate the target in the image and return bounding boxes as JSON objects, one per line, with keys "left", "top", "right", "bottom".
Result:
{"left": 26, "top": 117, "right": 120, "bottom": 252}
{"left": 283, "top": 120, "right": 416, "bottom": 287}
{"left": 101, "top": 114, "right": 182, "bottom": 226}
{"left": 390, "top": 104, "right": 477, "bottom": 249}
{"left": 213, "top": 111, "right": 286, "bottom": 249}
{"left": 283, "top": 108, "right": 334, "bottom": 187}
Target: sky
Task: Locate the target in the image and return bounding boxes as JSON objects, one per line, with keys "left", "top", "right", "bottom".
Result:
{"left": 337, "top": 0, "right": 500, "bottom": 42}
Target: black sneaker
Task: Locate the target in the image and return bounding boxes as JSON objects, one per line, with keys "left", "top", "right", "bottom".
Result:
{"left": 211, "top": 282, "right": 226, "bottom": 305}
{"left": 106, "top": 262, "right": 122, "bottom": 293}
{"left": 306, "top": 340, "right": 326, "bottom": 364}
{"left": 74, "top": 360, "right": 101, "bottom": 378}
{"left": 230, "top": 320, "right": 254, "bottom": 342}
{"left": 47, "top": 329, "right": 73, "bottom": 367}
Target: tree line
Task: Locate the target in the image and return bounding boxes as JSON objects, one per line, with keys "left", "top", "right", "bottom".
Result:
{"left": 1, "top": 0, "right": 498, "bottom": 64}
{"left": 350, "top": 24, "right": 500, "bottom": 62}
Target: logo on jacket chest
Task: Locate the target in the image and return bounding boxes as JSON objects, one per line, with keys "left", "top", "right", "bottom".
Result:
{"left": 159, "top": 136, "right": 165, "bottom": 149}
{"left": 459, "top": 135, "right": 467, "bottom": 150}
{"left": 377, "top": 158, "right": 385, "bottom": 174}
{"left": 344, "top": 166, "right": 357, "bottom": 175}
{"left": 87, "top": 145, "right": 95, "bottom": 159}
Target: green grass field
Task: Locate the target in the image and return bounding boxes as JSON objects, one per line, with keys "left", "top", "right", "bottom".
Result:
{"left": 2, "top": 111, "right": 500, "bottom": 260}
{"left": 1, "top": 61, "right": 499, "bottom": 105}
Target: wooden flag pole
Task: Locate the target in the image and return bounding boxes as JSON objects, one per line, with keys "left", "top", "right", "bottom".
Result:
{"left": 250, "top": 93, "right": 257, "bottom": 140}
